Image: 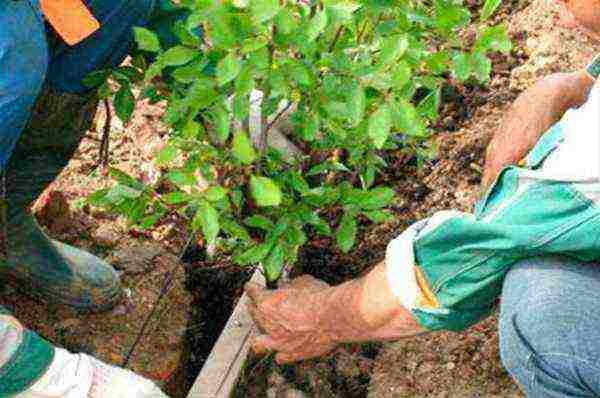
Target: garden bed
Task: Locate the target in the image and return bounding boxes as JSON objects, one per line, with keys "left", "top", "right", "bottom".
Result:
{"left": 2, "top": 0, "right": 599, "bottom": 396}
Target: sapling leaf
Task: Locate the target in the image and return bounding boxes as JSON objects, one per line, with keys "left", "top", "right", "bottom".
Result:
{"left": 193, "top": 200, "right": 220, "bottom": 246}
{"left": 160, "top": 46, "right": 196, "bottom": 67}
{"left": 232, "top": 130, "right": 257, "bottom": 165}
{"left": 336, "top": 213, "right": 357, "bottom": 253}
{"left": 263, "top": 244, "right": 285, "bottom": 282}
{"left": 481, "top": 0, "right": 501, "bottom": 21}
{"left": 133, "top": 27, "right": 161, "bottom": 52}
{"left": 217, "top": 53, "right": 242, "bottom": 86}
{"left": 368, "top": 105, "right": 392, "bottom": 149}
{"left": 250, "top": 176, "right": 282, "bottom": 207}
{"left": 245, "top": 215, "right": 275, "bottom": 230}
{"left": 363, "top": 209, "right": 394, "bottom": 223}
{"left": 234, "top": 242, "right": 273, "bottom": 265}
{"left": 305, "top": 10, "right": 328, "bottom": 41}
{"left": 204, "top": 186, "right": 227, "bottom": 202}
{"left": 114, "top": 85, "right": 135, "bottom": 123}
{"left": 250, "top": 0, "right": 280, "bottom": 23}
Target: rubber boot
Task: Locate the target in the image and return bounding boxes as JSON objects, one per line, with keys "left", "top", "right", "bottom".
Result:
{"left": 1, "top": 86, "right": 122, "bottom": 312}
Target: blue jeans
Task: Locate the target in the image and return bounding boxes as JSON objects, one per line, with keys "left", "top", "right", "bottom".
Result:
{"left": 0, "top": 0, "right": 189, "bottom": 171}
{"left": 500, "top": 256, "right": 600, "bottom": 397}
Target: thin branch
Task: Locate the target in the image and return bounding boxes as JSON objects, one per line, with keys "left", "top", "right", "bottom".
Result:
{"left": 328, "top": 26, "right": 344, "bottom": 53}
{"left": 99, "top": 99, "right": 111, "bottom": 167}
{"left": 357, "top": 21, "right": 368, "bottom": 44}
{"left": 266, "top": 101, "right": 293, "bottom": 133}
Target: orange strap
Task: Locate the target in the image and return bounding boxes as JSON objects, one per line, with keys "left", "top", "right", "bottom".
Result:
{"left": 40, "top": 0, "right": 100, "bottom": 46}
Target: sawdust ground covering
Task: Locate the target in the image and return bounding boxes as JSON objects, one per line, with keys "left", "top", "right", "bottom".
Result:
{"left": 1, "top": 0, "right": 599, "bottom": 396}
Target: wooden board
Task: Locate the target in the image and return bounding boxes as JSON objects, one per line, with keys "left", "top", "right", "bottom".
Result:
{"left": 187, "top": 269, "right": 264, "bottom": 398}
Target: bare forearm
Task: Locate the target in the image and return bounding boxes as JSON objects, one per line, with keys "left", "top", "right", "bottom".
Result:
{"left": 482, "top": 69, "right": 595, "bottom": 189}
{"left": 321, "top": 261, "right": 424, "bottom": 344}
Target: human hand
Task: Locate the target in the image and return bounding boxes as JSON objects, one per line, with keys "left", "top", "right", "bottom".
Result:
{"left": 245, "top": 275, "right": 340, "bottom": 364}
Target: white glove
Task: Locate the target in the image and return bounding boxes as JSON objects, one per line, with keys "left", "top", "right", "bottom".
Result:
{"left": 17, "top": 347, "right": 167, "bottom": 398}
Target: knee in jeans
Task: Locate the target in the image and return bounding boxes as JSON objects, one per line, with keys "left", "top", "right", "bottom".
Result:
{"left": 500, "top": 308, "right": 600, "bottom": 395}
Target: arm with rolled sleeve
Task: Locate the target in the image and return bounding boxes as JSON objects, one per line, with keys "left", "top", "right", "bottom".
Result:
{"left": 245, "top": 67, "right": 599, "bottom": 364}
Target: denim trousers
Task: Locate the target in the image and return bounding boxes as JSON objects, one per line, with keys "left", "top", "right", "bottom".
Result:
{"left": 500, "top": 255, "right": 600, "bottom": 397}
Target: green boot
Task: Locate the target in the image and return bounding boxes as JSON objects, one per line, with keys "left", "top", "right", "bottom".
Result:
{"left": 2, "top": 86, "right": 122, "bottom": 312}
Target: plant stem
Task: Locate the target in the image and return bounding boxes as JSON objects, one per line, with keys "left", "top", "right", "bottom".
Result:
{"left": 328, "top": 26, "right": 344, "bottom": 53}
{"left": 266, "top": 101, "right": 293, "bottom": 133}
{"left": 357, "top": 21, "right": 368, "bottom": 44}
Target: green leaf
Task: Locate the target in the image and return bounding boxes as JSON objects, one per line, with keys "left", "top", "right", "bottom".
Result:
{"left": 108, "top": 168, "right": 146, "bottom": 190}
{"left": 471, "top": 52, "right": 492, "bottom": 82}
{"left": 307, "top": 161, "right": 350, "bottom": 176}
{"left": 155, "top": 144, "right": 178, "bottom": 166}
{"left": 391, "top": 99, "right": 428, "bottom": 137}
{"left": 217, "top": 53, "right": 242, "bottom": 86}
{"left": 301, "top": 114, "right": 319, "bottom": 142}
{"left": 204, "top": 186, "right": 227, "bottom": 202}
{"left": 362, "top": 187, "right": 395, "bottom": 210}
{"left": 481, "top": 0, "right": 502, "bottom": 21}
{"left": 88, "top": 188, "right": 110, "bottom": 206}
{"left": 378, "top": 34, "right": 409, "bottom": 67}
{"left": 233, "top": 94, "right": 250, "bottom": 121}
{"left": 275, "top": 8, "right": 295, "bottom": 35}
{"left": 474, "top": 25, "right": 512, "bottom": 54}
{"left": 452, "top": 52, "right": 471, "bottom": 81}
{"left": 418, "top": 89, "right": 441, "bottom": 121}
{"left": 288, "top": 61, "right": 312, "bottom": 87}
{"left": 363, "top": 210, "right": 394, "bottom": 223}
{"left": 336, "top": 213, "right": 357, "bottom": 253}
{"left": 245, "top": 215, "right": 275, "bottom": 230}
{"left": 82, "top": 70, "right": 110, "bottom": 88}
{"left": 234, "top": 242, "right": 273, "bottom": 265}
{"left": 250, "top": 176, "right": 282, "bottom": 207}
{"left": 250, "top": 0, "right": 280, "bottom": 23}
{"left": 163, "top": 192, "right": 191, "bottom": 204}
{"left": 302, "top": 187, "right": 339, "bottom": 206}
{"left": 106, "top": 184, "right": 142, "bottom": 202}
{"left": 286, "top": 225, "right": 307, "bottom": 246}
{"left": 235, "top": 67, "right": 255, "bottom": 95}
{"left": 160, "top": 46, "right": 196, "bottom": 67}
{"left": 286, "top": 171, "right": 309, "bottom": 193}
{"left": 133, "top": 27, "right": 161, "bottom": 52}
{"left": 221, "top": 219, "right": 251, "bottom": 242}
{"left": 326, "top": 3, "right": 361, "bottom": 24}
{"left": 139, "top": 212, "right": 163, "bottom": 229}
{"left": 360, "top": 166, "right": 376, "bottom": 189}
{"left": 214, "top": 105, "right": 231, "bottom": 143}
{"left": 347, "top": 85, "right": 365, "bottom": 127}
{"left": 232, "top": 130, "right": 257, "bottom": 165}
{"left": 304, "top": 10, "right": 328, "bottom": 42}
{"left": 435, "top": 2, "right": 470, "bottom": 32}
{"left": 114, "top": 86, "right": 135, "bottom": 123}
{"left": 392, "top": 61, "right": 412, "bottom": 89}
{"left": 172, "top": 58, "right": 209, "bottom": 83}
{"left": 193, "top": 201, "right": 220, "bottom": 246}
{"left": 241, "top": 37, "right": 268, "bottom": 54}
{"left": 368, "top": 105, "right": 392, "bottom": 149}
{"left": 168, "top": 170, "right": 197, "bottom": 187}
{"left": 306, "top": 215, "right": 331, "bottom": 235}
{"left": 263, "top": 244, "right": 285, "bottom": 282}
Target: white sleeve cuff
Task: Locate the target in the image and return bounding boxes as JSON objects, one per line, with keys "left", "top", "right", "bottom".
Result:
{"left": 385, "top": 210, "right": 465, "bottom": 311}
{"left": 385, "top": 222, "right": 422, "bottom": 311}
